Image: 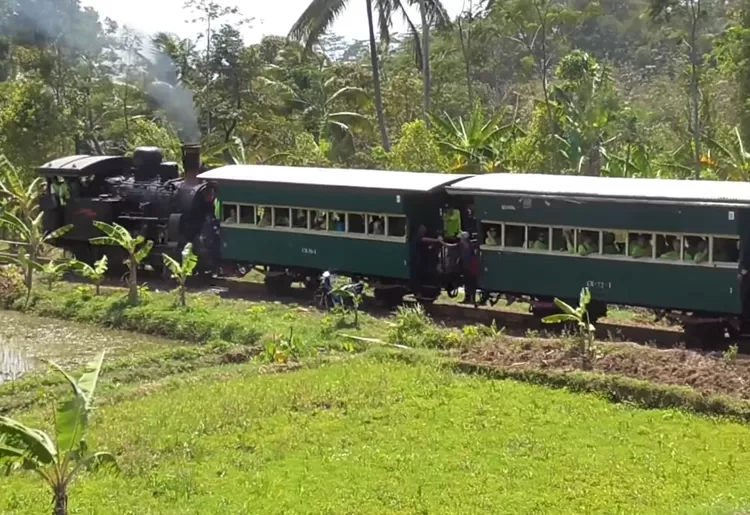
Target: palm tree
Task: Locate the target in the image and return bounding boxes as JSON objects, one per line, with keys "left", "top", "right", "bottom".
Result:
{"left": 0, "top": 352, "right": 117, "bottom": 515}
{"left": 289, "top": 0, "right": 449, "bottom": 152}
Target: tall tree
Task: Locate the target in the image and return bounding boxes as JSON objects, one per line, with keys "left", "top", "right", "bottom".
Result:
{"left": 648, "top": 0, "right": 710, "bottom": 179}
{"left": 289, "top": 0, "right": 448, "bottom": 151}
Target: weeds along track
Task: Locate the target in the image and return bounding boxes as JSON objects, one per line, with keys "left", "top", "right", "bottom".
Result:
{"left": 61, "top": 271, "right": 740, "bottom": 353}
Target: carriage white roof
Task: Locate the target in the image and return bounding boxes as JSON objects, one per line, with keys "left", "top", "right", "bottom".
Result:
{"left": 198, "top": 165, "right": 470, "bottom": 193}
{"left": 447, "top": 173, "right": 750, "bottom": 206}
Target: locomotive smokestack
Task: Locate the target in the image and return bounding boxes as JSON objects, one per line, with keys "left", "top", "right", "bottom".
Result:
{"left": 182, "top": 143, "right": 201, "bottom": 184}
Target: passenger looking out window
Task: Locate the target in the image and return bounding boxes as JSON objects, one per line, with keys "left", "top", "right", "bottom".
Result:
{"left": 563, "top": 229, "right": 597, "bottom": 256}
{"left": 257, "top": 207, "right": 272, "bottom": 226}
{"left": 485, "top": 226, "right": 499, "bottom": 246}
{"left": 368, "top": 215, "right": 384, "bottom": 235}
{"left": 576, "top": 230, "right": 598, "bottom": 256}
{"left": 292, "top": 209, "right": 308, "bottom": 229}
{"left": 311, "top": 211, "right": 326, "bottom": 231}
{"left": 274, "top": 208, "right": 290, "bottom": 228}
{"left": 629, "top": 234, "right": 652, "bottom": 258}
{"left": 224, "top": 205, "right": 237, "bottom": 224}
{"left": 328, "top": 212, "right": 345, "bottom": 232}
{"left": 530, "top": 229, "right": 548, "bottom": 251}
{"left": 659, "top": 236, "right": 682, "bottom": 260}
{"left": 691, "top": 238, "right": 708, "bottom": 263}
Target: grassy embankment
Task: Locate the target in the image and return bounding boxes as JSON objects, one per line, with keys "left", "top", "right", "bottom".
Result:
{"left": 3, "top": 282, "right": 750, "bottom": 513}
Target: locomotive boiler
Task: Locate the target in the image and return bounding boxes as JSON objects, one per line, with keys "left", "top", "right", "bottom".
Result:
{"left": 38, "top": 144, "right": 220, "bottom": 276}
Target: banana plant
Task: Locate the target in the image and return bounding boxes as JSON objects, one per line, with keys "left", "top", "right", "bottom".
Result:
{"left": 542, "top": 287, "right": 598, "bottom": 369}
{"left": 90, "top": 222, "right": 153, "bottom": 305}
{"left": 162, "top": 243, "right": 198, "bottom": 307}
{"left": 70, "top": 256, "right": 108, "bottom": 296}
{"left": 0, "top": 155, "right": 44, "bottom": 221}
{"left": 0, "top": 211, "right": 73, "bottom": 305}
{"left": 329, "top": 282, "right": 364, "bottom": 326}
{"left": 429, "top": 104, "right": 518, "bottom": 172}
{"left": 705, "top": 126, "right": 750, "bottom": 181}
{"left": 40, "top": 260, "right": 71, "bottom": 291}
{"left": 0, "top": 352, "right": 117, "bottom": 515}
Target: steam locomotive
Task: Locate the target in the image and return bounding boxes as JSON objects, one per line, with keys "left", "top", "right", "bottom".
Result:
{"left": 38, "top": 144, "right": 220, "bottom": 277}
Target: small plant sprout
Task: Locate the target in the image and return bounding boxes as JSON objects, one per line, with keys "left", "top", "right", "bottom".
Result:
{"left": 724, "top": 343, "right": 739, "bottom": 363}
{"left": 71, "top": 255, "right": 108, "bottom": 295}
{"left": 162, "top": 243, "right": 198, "bottom": 307}
{"left": 0, "top": 352, "right": 118, "bottom": 515}
{"left": 542, "top": 287, "right": 599, "bottom": 370}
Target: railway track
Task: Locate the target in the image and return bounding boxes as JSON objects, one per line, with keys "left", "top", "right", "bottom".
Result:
{"left": 58, "top": 270, "right": 746, "bottom": 354}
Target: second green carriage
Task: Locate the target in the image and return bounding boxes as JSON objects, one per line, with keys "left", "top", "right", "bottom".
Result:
{"left": 446, "top": 173, "right": 750, "bottom": 333}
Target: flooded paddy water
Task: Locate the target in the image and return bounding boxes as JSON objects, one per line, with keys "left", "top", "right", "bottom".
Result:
{"left": 0, "top": 310, "right": 182, "bottom": 384}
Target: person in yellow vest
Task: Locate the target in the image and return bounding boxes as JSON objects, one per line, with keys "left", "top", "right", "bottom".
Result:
{"left": 692, "top": 238, "right": 708, "bottom": 263}
{"left": 51, "top": 177, "right": 70, "bottom": 207}
{"left": 629, "top": 234, "right": 652, "bottom": 258}
{"left": 576, "top": 232, "right": 598, "bottom": 256}
{"left": 659, "top": 237, "right": 682, "bottom": 260}
{"left": 442, "top": 206, "right": 461, "bottom": 240}
{"left": 563, "top": 230, "right": 597, "bottom": 255}
{"left": 531, "top": 230, "right": 548, "bottom": 251}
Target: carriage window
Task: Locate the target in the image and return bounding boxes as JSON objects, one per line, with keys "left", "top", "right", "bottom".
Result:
{"left": 368, "top": 215, "right": 385, "bottom": 235}
{"left": 551, "top": 228, "right": 571, "bottom": 253}
{"left": 257, "top": 206, "right": 272, "bottom": 226}
{"left": 387, "top": 216, "right": 406, "bottom": 238}
{"left": 712, "top": 236, "right": 740, "bottom": 264}
{"left": 574, "top": 229, "right": 600, "bottom": 256}
{"left": 273, "top": 207, "right": 290, "bottom": 228}
{"left": 527, "top": 226, "right": 550, "bottom": 251}
{"left": 602, "top": 231, "right": 627, "bottom": 256}
{"left": 222, "top": 204, "right": 238, "bottom": 224}
{"left": 504, "top": 224, "right": 525, "bottom": 248}
{"left": 328, "top": 212, "right": 345, "bottom": 232}
{"left": 628, "top": 232, "right": 654, "bottom": 259}
{"left": 239, "top": 205, "right": 255, "bottom": 225}
{"left": 348, "top": 213, "right": 365, "bottom": 234}
{"left": 656, "top": 234, "right": 683, "bottom": 261}
{"left": 291, "top": 209, "right": 308, "bottom": 229}
{"left": 310, "top": 210, "right": 327, "bottom": 231}
{"left": 684, "top": 235, "right": 708, "bottom": 264}
{"left": 483, "top": 224, "right": 500, "bottom": 246}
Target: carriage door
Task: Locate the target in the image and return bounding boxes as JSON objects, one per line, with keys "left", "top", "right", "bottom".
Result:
{"left": 738, "top": 208, "right": 750, "bottom": 318}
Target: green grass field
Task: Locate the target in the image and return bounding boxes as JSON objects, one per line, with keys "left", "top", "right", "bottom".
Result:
{"left": 3, "top": 353, "right": 750, "bottom": 514}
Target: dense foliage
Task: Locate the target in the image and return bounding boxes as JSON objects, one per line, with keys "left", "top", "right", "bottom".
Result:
{"left": 0, "top": 0, "right": 749, "bottom": 180}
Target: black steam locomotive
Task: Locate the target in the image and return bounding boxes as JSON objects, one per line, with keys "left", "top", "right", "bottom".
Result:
{"left": 38, "top": 144, "right": 220, "bottom": 276}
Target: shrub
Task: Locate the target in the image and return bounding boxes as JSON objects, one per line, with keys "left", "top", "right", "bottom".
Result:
{"left": 387, "top": 304, "right": 462, "bottom": 349}
{"left": 0, "top": 265, "right": 24, "bottom": 308}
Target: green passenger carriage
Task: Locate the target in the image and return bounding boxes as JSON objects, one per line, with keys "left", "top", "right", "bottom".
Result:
{"left": 197, "top": 165, "right": 468, "bottom": 302}
{"left": 447, "top": 173, "right": 750, "bottom": 335}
